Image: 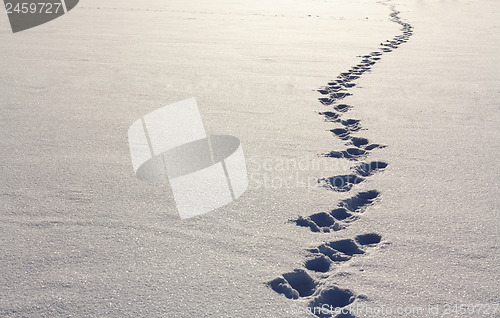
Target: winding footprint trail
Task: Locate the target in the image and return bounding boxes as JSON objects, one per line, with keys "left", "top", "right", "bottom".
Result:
{"left": 268, "top": 2, "right": 413, "bottom": 317}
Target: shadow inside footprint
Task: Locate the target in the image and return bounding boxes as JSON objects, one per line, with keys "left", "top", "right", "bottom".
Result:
{"left": 310, "top": 212, "right": 337, "bottom": 228}
{"left": 340, "top": 119, "right": 361, "bottom": 131}
{"left": 330, "top": 207, "right": 354, "bottom": 221}
{"left": 340, "top": 190, "right": 380, "bottom": 212}
{"left": 296, "top": 216, "right": 321, "bottom": 233}
{"left": 319, "top": 174, "right": 364, "bottom": 192}
{"left": 324, "top": 148, "right": 367, "bottom": 161}
{"left": 309, "top": 287, "right": 356, "bottom": 317}
{"left": 353, "top": 161, "right": 388, "bottom": 177}
{"left": 364, "top": 143, "right": 386, "bottom": 151}
{"left": 295, "top": 213, "right": 342, "bottom": 233}
{"left": 319, "top": 111, "right": 340, "bottom": 122}
{"left": 268, "top": 269, "right": 319, "bottom": 300}
{"left": 334, "top": 104, "right": 352, "bottom": 112}
{"left": 305, "top": 255, "right": 332, "bottom": 273}
{"left": 355, "top": 233, "right": 382, "bottom": 245}
{"left": 351, "top": 137, "right": 369, "bottom": 148}
{"left": 312, "top": 244, "right": 351, "bottom": 262}
{"left": 268, "top": 277, "right": 299, "bottom": 299}
{"left": 327, "top": 239, "right": 365, "bottom": 256}
{"left": 295, "top": 190, "right": 381, "bottom": 233}
{"left": 282, "top": 270, "right": 318, "bottom": 297}
{"left": 331, "top": 128, "right": 350, "bottom": 140}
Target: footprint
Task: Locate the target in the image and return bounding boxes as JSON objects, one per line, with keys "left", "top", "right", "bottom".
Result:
{"left": 268, "top": 269, "right": 318, "bottom": 299}
{"left": 319, "top": 97, "right": 334, "bottom": 105}
{"left": 305, "top": 254, "right": 333, "bottom": 272}
{"left": 327, "top": 137, "right": 385, "bottom": 159}
{"left": 296, "top": 212, "right": 341, "bottom": 233}
{"left": 330, "top": 128, "right": 351, "bottom": 140}
{"left": 353, "top": 161, "right": 388, "bottom": 177}
{"left": 269, "top": 234, "right": 382, "bottom": 307}
{"left": 340, "top": 82, "right": 356, "bottom": 88}
{"left": 340, "top": 119, "right": 362, "bottom": 132}
{"left": 319, "top": 161, "right": 387, "bottom": 192}
{"left": 307, "top": 234, "right": 382, "bottom": 266}
{"left": 350, "top": 137, "right": 385, "bottom": 151}
{"left": 350, "top": 137, "right": 369, "bottom": 148}
{"left": 324, "top": 148, "right": 367, "bottom": 161}
{"left": 334, "top": 104, "right": 352, "bottom": 113}
{"left": 295, "top": 190, "right": 380, "bottom": 233}
{"left": 355, "top": 233, "right": 383, "bottom": 246}
{"left": 330, "top": 92, "right": 352, "bottom": 100}
{"left": 319, "top": 174, "right": 365, "bottom": 192}
{"left": 308, "top": 286, "right": 356, "bottom": 318}
{"left": 319, "top": 93, "right": 352, "bottom": 105}
{"left": 340, "top": 190, "right": 380, "bottom": 212}
{"left": 319, "top": 111, "right": 340, "bottom": 122}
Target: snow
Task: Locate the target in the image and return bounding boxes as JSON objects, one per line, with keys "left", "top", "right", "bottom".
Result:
{"left": 0, "top": 0, "right": 498, "bottom": 317}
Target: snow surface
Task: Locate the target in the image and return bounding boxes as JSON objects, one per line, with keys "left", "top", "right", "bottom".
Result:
{"left": 0, "top": 0, "right": 498, "bottom": 317}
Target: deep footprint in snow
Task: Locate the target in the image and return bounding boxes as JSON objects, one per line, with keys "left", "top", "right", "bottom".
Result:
{"left": 319, "top": 174, "right": 365, "bottom": 192}
{"left": 318, "top": 161, "right": 388, "bottom": 192}
{"left": 268, "top": 269, "right": 318, "bottom": 299}
{"left": 296, "top": 190, "right": 380, "bottom": 233}
{"left": 269, "top": 234, "right": 382, "bottom": 305}
{"left": 308, "top": 286, "right": 356, "bottom": 318}
{"left": 306, "top": 233, "right": 382, "bottom": 271}
{"left": 353, "top": 161, "right": 388, "bottom": 177}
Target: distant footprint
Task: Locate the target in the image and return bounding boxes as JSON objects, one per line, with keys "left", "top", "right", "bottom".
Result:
{"left": 325, "top": 135, "right": 385, "bottom": 161}
{"left": 334, "top": 104, "right": 352, "bottom": 113}
{"left": 326, "top": 136, "right": 385, "bottom": 161}
{"left": 319, "top": 111, "right": 341, "bottom": 122}
{"left": 296, "top": 190, "right": 380, "bottom": 232}
{"left": 324, "top": 148, "right": 367, "bottom": 161}
{"left": 350, "top": 137, "right": 386, "bottom": 151}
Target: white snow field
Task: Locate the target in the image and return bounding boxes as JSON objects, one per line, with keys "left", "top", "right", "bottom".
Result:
{"left": 0, "top": 0, "right": 498, "bottom": 317}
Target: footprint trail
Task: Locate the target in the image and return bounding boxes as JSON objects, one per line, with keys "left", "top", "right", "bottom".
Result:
{"left": 268, "top": 3, "right": 413, "bottom": 317}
